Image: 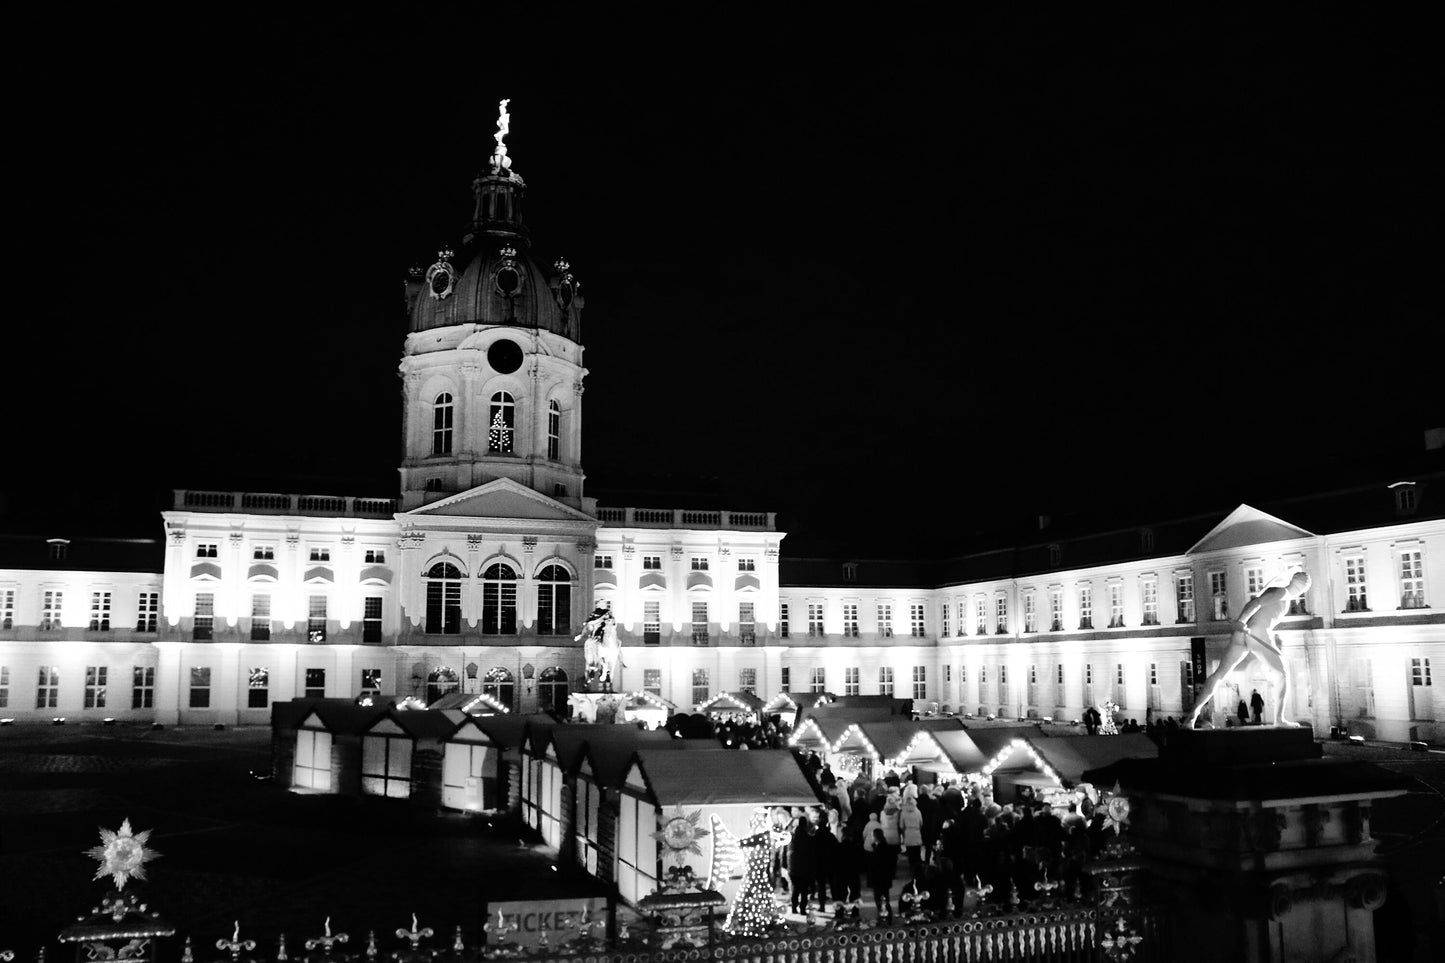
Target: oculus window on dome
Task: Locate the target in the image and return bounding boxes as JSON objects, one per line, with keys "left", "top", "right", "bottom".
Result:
{"left": 426, "top": 249, "right": 455, "bottom": 301}
{"left": 488, "top": 339, "right": 523, "bottom": 375}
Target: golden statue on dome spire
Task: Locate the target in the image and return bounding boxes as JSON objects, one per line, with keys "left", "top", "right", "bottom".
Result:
{"left": 491, "top": 97, "right": 512, "bottom": 173}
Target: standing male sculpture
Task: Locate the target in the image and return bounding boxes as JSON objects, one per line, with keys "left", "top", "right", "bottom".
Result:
{"left": 1187, "top": 571, "right": 1311, "bottom": 728}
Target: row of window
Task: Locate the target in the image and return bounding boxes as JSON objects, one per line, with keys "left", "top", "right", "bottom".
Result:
{"left": 195, "top": 544, "right": 388, "bottom": 565}
{"left": 777, "top": 603, "right": 929, "bottom": 639}
{"left": 1, "top": 590, "right": 160, "bottom": 633}
{"left": 594, "top": 555, "right": 757, "bottom": 572}
{"left": 432, "top": 392, "right": 561, "bottom": 459}
{"left": 636, "top": 664, "right": 932, "bottom": 706}
{"left": 6, "top": 665, "right": 155, "bottom": 710}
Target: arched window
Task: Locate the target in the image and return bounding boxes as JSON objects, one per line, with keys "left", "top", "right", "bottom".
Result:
{"left": 538, "top": 667, "right": 568, "bottom": 715}
{"left": 482, "top": 563, "right": 518, "bottom": 635}
{"left": 547, "top": 400, "right": 561, "bottom": 460}
{"left": 484, "top": 666, "right": 515, "bottom": 710}
{"left": 535, "top": 564, "right": 572, "bottom": 636}
{"left": 432, "top": 393, "right": 454, "bottom": 455}
{"left": 425, "top": 562, "right": 462, "bottom": 634}
{"left": 426, "top": 666, "right": 459, "bottom": 705}
{"left": 488, "top": 392, "right": 515, "bottom": 454}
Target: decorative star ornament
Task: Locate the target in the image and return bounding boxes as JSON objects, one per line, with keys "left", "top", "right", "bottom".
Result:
{"left": 650, "top": 807, "right": 709, "bottom": 865}
{"left": 84, "top": 819, "right": 159, "bottom": 890}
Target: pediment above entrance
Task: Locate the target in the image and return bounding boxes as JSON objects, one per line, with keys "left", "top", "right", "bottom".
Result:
{"left": 403, "top": 478, "right": 597, "bottom": 525}
{"left": 1187, "top": 504, "right": 1315, "bottom": 555}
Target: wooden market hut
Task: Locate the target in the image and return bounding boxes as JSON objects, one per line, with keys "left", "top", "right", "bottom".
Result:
{"left": 760, "top": 691, "right": 803, "bottom": 728}
{"left": 1019, "top": 733, "right": 1159, "bottom": 790}
{"left": 439, "top": 716, "right": 503, "bottom": 811}
{"left": 695, "top": 690, "right": 767, "bottom": 723}
{"left": 614, "top": 748, "right": 823, "bottom": 907}
{"left": 273, "top": 699, "right": 390, "bottom": 794}
{"left": 357, "top": 708, "right": 456, "bottom": 804}
{"left": 537, "top": 726, "right": 680, "bottom": 852}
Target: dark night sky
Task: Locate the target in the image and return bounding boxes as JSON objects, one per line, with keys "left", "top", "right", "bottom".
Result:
{"left": 8, "top": 10, "right": 1441, "bottom": 552}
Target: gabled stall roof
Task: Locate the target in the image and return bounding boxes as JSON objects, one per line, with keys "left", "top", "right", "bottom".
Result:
{"left": 962, "top": 725, "right": 1050, "bottom": 763}
{"left": 696, "top": 691, "right": 766, "bottom": 714}
{"left": 1026, "top": 734, "right": 1159, "bottom": 785}
{"left": 629, "top": 749, "right": 822, "bottom": 807}
{"left": 549, "top": 726, "right": 679, "bottom": 776}
{"left": 582, "top": 734, "right": 720, "bottom": 790}
{"left": 283, "top": 700, "right": 391, "bottom": 734}
{"left": 929, "top": 730, "right": 991, "bottom": 773}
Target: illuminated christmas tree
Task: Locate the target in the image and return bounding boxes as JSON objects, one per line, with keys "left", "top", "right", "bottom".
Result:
{"left": 722, "top": 831, "right": 783, "bottom": 938}
{"left": 489, "top": 409, "right": 512, "bottom": 453}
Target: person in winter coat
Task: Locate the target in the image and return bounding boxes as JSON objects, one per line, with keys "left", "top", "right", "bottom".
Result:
{"left": 862, "top": 812, "right": 882, "bottom": 853}
{"left": 834, "top": 823, "right": 864, "bottom": 913}
{"left": 866, "top": 828, "right": 896, "bottom": 924}
{"left": 881, "top": 790, "right": 902, "bottom": 848}
{"left": 789, "top": 818, "right": 818, "bottom": 914}
{"left": 918, "top": 785, "right": 939, "bottom": 862}
{"left": 811, "top": 811, "right": 838, "bottom": 912}
{"left": 899, "top": 793, "right": 925, "bottom": 880}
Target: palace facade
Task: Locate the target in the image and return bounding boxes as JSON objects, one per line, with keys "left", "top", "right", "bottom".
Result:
{"left": 2, "top": 121, "right": 1441, "bottom": 743}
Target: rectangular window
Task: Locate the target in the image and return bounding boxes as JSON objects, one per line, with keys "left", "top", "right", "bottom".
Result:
{"left": 427, "top": 579, "right": 462, "bottom": 635}
{"left": 1, "top": 589, "right": 13, "bottom": 629}
{"left": 912, "top": 665, "right": 927, "bottom": 700}
{"left": 845, "top": 666, "right": 860, "bottom": 696}
{"left": 195, "top": 543, "right": 218, "bottom": 558}
{"left": 1142, "top": 579, "right": 1159, "bottom": 626}
{"left": 361, "top": 668, "right": 382, "bottom": 693}
{"left": 810, "top": 667, "right": 826, "bottom": 693}
{"left": 691, "top": 601, "right": 708, "bottom": 645}
{"left": 877, "top": 603, "right": 893, "bottom": 638}
{"left": 1411, "top": 658, "right": 1432, "bottom": 686}
{"left": 482, "top": 579, "right": 517, "bottom": 635}
{"left": 547, "top": 403, "right": 561, "bottom": 460}
{"left": 136, "top": 592, "right": 159, "bottom": 632}
{"left": 878, "top": 666, "right": 894, "bottom": 696}
{"left": 253, "top": 544, "right": 275, "bottom": 561}
{"left": 363, "top": 597, "right": 383, "bottom": 644}
{"left": 1149, "top": 662, "right": 1158, "bottom": 686}
{"left": 36, "top": 665, "right": 59, "bottom": 709}
{"left": 781, "top": 666, "right": 791, "bottom": 691}
{"left": 307, "top": 595, "right": 327, "bottom": 642}
{"left": 994, "top": 597, "right": 1007, "bottom": 634}
{"left": 594, "top": 555, "right": 614, "bottom": 569}
{"left": 1024, "top": 594, "right": 1037, "bottom": 633}
{"left": 1057, "top": 663, "right": 1064, "bottom": 685}
{"left": 362, "top": 735, "right": 413, "bottom": 799}
{"left": 1109, "top": 583, "right": 1124, "bottom": 628}
{"left": 738, "top": 601, "right": 755, "bottom": 645}
{"left": 193, "top": 592, "right": 214, "bottom": 640}
{"left": 250, "top": 594, "right": 271, "bottom": 641}
{"left": 842, "top": 603, "right": 859, "bottom": 637}
{"left": 691, "top": 668, "right": 709, "bottom": 705}
{"left": 364, "top": 549, "right": 386, "bottom": 564}
{"left": 957, "top": 600, "right": 968, "bottom": 636}
{"left": 1078, "top": 586, "right": 1093, "bottom": 630}
{"left": 911, "top": 603, "right": 927, "bottom": 637}
{"left": 1344, "top": 556, "right": 1369, "bottom": 612}
{"left": 1050, "top": 590, "right": 1063, "bottom": 631}
{"left": 643, "top": 668, "right": 662, "bottom": 696}
{"left": 248, "top": 667, "right": 269, "bottom": 709}
{"left": 1400, "top": 550, "right": 1427, "bottom": 608}
{"left": 808, "top": 603, "right": 825, "bottom": 637}
{"left": 309, "top": 547, "right": 331, "bottom": 563}
{"left": 189, "top": 667, "right": 211, "bottom": 708}
{"left": 1289, "top": 574, "right": 1310, "bottom": 616}
{"left": 960, "top": 664, "right": 967, "bottom": 686}
{"left": 1177, "top": 574, "right": 1196, "bottom": 623}
{"left": 976, "top": 599, "right": 987, "bottom": 636}
{"left": 89, "top": 592, "right": 112, "bottom": 631}
{"left": 642, "top": 555, "right": 662, "bottom": 570}
{"left": 980, "top": 664, "right": 987, "bottom": 686}
{"left": 304, "top": 668, "right": 326, "bottom": 699}
{"left": 84, "top": 666, "right": 107, "bottom": 709}
{"left": 1245, "top": 567, "right": 1266, "bottom": 599}
{"left": 1117, "top": 663, "right": 1125, "bottom": 685}
{"left": 0, "top": 666, "right": 8, "bottom": 708}
{"left": 41, "top": 590, "right": 63, "bottom": 631}
{"left": 132, "top": 667, "right": 154, "bottom": 709}
{"left": 535, "top": 578, "right": 571, "bottom": 637}
{"left": 738, "top": 667, "right": 756, "bottom": 694}
{"left": 737, "top": 557, "right": 755, "bottom": 571}
{"left": 779, "top": 603, "right": 789, "bottom": 639}
{"left": 940, "top": 602, "right": 950, "bottom": 638}
{"left": 690, "top": 557, "right": 709, "bottom": 571}
{"left": 1086, "top": 664, "right": 1094, "bottom": 684}
{"left": 1210, "top": 571, "right": 1228, "bottom": 620}
{"left": 644, "top": 601, "right": 661, "bottom": 645}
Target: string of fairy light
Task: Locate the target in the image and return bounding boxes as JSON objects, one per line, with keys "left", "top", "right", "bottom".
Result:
{"left": 790, "top": 721, "right": 1065, "bottom": 788}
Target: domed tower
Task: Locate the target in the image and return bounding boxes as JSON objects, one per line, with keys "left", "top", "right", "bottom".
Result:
{"left": 399, "top": 100, "right": 588, "bottom": 512}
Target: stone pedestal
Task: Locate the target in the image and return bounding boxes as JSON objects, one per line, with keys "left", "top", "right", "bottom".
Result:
{"left": 1086, "top": 727, "right": 1412, "bottom": 963}
{"left": 568, "top": 691, "right": 624, "bottom": 725}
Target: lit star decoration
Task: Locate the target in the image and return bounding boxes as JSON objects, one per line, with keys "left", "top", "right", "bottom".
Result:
{"left": 651, "top": 808, "right": 709, "bottom": 865}
{"left": 1101, "top": 783, "right": 1132, "bottom": 835}
{"left": 84, "top": 819, "right": 159, "bottom": 891}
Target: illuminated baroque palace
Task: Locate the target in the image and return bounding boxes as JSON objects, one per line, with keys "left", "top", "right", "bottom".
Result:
{"left": 1, "top": 115, "right": 1441, "bottom": 743}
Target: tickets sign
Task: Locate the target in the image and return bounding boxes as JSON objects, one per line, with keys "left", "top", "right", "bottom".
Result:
{"left": 487, "top": 898, "right": 606, "bottom": 949}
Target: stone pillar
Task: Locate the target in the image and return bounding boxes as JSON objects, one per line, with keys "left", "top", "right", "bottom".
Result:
{"left": 153, "top": 642, "right": 182, "bottom": 726}
{"left": 1087, "top": 727, "right": 1411, "bottom": 963}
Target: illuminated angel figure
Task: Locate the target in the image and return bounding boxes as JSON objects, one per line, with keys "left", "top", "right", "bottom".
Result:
{"left": 84, "top": 819, "right": 159, "bottom": 891}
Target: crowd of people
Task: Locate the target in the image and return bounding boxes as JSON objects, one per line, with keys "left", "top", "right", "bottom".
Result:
{"left": 773, "top": 751, "right": 1116, "bottom": 924}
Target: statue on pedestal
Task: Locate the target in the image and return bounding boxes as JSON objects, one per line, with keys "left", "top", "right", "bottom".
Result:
{"left": 1188, "top": 572, "right": 1311, "bottom": 728}
{"left": 576, "top": 604, "right": 622, "bottom": 692}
